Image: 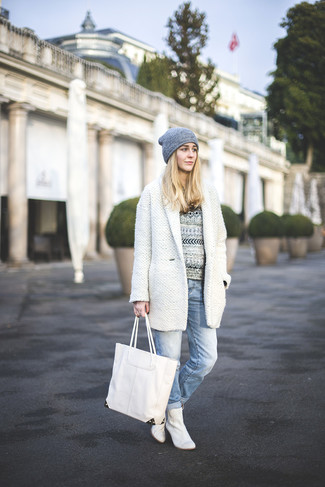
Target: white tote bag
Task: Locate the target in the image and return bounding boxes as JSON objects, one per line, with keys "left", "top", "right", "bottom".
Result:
{"left": 105, "top": 314, "right": 177, "bottom": 425}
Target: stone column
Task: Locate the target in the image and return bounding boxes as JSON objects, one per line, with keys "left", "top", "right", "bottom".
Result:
{"left": 154, "top": 112, "right": 168, "bottom": 177}
{"left": 98, "top": 130, "right": 114, "bottom": 257}
{"left": 247, "top": 153, "right": 263, "bottom": 223}
{"left": 86, "top": 125, "right": 100, "bottom": 259}
{"left": 8, "top": 103, "right": 34, "bottom": 265}
{"left": 22, "top": 29, "right": 38, "bottom": 64}
{"left": 209, "top": 138, "right": 224, "bottom": 203}
{"left": 0, "top": 96, "right": 9, "bottom": 262}
{"left": 267, "top": 174, "right": 284, "bottom": 216}
{"left": 143, "top": 142, "right": 155, "bottom": 186}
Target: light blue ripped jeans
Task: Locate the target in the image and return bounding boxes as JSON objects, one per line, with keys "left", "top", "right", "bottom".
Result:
{"left": 154, "top": 279, "right": 218, "bottom": 410}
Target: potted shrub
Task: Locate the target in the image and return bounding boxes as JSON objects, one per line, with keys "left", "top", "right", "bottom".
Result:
{"left": 308, "top": 223, "right": 324, "bottom": 252}
{"left": 221, "top": 205, "right": 242, "bottom": 272}
{"left": 280, "top": 213, "right": 290, "bottom": 252}
{"left": 248, "top": 211, "right": 284, "bottom": 265}
{"left": 105, "top": 197, "right": 139, "bottom": 295}
{"left": 283, "top": 214, "right": 314, "bottom": 258}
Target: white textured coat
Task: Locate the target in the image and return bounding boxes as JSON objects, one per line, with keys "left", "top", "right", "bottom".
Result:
{"left": 129, "top": 179, "right": 231, "bottom": 331}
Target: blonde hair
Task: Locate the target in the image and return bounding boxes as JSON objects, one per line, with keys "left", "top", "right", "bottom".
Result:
{"left": 162, "top": 151, "right": 204, "bottom": 213}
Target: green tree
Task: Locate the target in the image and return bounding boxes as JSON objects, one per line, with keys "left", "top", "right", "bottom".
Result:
{"left": 165, "top": 1, "right": 219, "bottom": 116}
{"left": 267, "top": 0, "right": 325, "bottom": 171}
{"left": 136, "top": 54, "right": 174, "bottom": 98}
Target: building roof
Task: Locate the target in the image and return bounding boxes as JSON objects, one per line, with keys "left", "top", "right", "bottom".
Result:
{"left": 81, "top": 10, "right": 96, "bottom": 32}
{"left": 46, "top": 11, "right": 155, "bottom": 82}
{"left": 47, "top": 11, "right": 154, "bottom": 52}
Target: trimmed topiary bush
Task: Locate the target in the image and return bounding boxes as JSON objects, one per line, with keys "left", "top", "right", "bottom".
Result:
{"left": 280, "top": 213, "right": 291, "bottom": 224}
{"left": 283, "top": 214, "right": 314, "bottom": 238}
{"left": 248, "top": 211, "right": 284, "bottom": 238}
{"left": 105, "top": 197, "right": 139, "bottom": 248}
{"left": 221, "top": 205, "right": 242, "bottom": 238}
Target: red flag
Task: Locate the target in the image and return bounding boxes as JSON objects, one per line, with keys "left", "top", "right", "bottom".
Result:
{"left": 229, "top": 32, "right": 239, "bottom": 52}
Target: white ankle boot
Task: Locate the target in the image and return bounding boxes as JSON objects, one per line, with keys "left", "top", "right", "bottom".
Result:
{"left": 151, "top": 421, "right": 166, "bottom": 443}
{"left": 166, "top": 408, "right": 196, "bottom": 450}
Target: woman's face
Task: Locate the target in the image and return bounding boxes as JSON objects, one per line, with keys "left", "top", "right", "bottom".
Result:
{"left": 176, "top": 143, "right": 198, "bottom": 174}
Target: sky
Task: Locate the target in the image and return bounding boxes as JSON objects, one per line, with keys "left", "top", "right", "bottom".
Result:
{"left": 2, "top": 0, "right": 315, "bottom": 95}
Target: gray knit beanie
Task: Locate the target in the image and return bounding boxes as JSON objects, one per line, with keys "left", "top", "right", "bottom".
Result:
{"left": 158, "top": 127, "right": 199, "bottom": 163}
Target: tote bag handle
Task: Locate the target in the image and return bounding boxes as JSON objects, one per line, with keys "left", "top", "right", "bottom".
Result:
{"left": 129, "top": 313, "right": 156, "bottom": 355}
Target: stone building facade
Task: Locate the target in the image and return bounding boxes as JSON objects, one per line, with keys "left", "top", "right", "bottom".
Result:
{"left": 0, "top": 17, "right": 289, "bottom": 265}
{"left": 48, "top": 10, "right": 283, "bottom": 152}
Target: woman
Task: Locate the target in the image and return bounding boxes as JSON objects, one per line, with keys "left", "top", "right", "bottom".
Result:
{"left": 130, "top": 127, "right": 231, "bottom": 450}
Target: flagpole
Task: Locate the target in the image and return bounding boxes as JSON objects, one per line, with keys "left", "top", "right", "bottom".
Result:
{"left": 232, "top": 50, "right": 238, "bottom": 75}
{"left": 234, "top": 48, "right": 238, "bottom": 76}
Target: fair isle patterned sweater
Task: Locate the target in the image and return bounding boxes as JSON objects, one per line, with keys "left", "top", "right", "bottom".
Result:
{"left": 180, "top": 206, "right": 205, "bottom": 280}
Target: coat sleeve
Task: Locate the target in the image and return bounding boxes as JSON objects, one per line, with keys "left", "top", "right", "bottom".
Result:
{"left": 211, "top": 187, "right": 232, "bottom": 289}
{"left": 129, "top": 186, "right": 152, "bottom": 303}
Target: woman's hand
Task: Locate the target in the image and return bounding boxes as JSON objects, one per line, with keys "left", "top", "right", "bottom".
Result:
{"left": 133, "top": 301, "right": 150, "bottom": 317}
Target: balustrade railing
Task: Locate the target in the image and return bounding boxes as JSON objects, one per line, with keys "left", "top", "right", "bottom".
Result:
{"left": 0, "top": 16, "right": 287, "bottom": 169}
{"left": 0, "top": 16, "right": 150, "bottom": 104}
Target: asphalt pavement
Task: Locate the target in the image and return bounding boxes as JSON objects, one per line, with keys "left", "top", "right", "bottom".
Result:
{"left": 0, "top": 246, "right": 324, "bottom": 487}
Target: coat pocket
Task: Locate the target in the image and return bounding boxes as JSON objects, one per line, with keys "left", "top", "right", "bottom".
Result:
{"left": 149, "top": 260, "right": 185, "bottom": 306}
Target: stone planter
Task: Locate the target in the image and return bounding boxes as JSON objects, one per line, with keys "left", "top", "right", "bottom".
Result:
{"left": 114, "top": 247, "right": 134, "bottom": 295}
{"left": 308, "top": 225, "right": 324, "bottom": 252}
{"left": 287, "top": 237, "right": 308, "bottom": 258}
{"left": 226, "top": 238, "right": 239, "bottom": 272}
{"left": 280, "top": 237, "right": 288, "bottom": 252}
{"left": 252, "top": 238, "right": 281, "bottom": 265}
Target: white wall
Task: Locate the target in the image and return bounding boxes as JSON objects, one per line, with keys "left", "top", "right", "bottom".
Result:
{"left": 113, "top": 138, "right": 143, "bottom": 204}
{"left": 27, "top": 113, "right": 67, "bottom": 201}
{"left": 224, "top": 168, "right": 245, "bottom": 214}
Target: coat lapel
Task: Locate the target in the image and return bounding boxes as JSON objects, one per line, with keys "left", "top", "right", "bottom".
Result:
{"left": 164, "top": 205, "right": 183, "bottom": 258}
{"left": 202, "top": 194, "right": 216, "bottom": 259}
{"left": 159, "top": 178, "right": 183, "bottom": 258}
{"left": 161, "top": 180, "right": 216, "bottom": 260}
